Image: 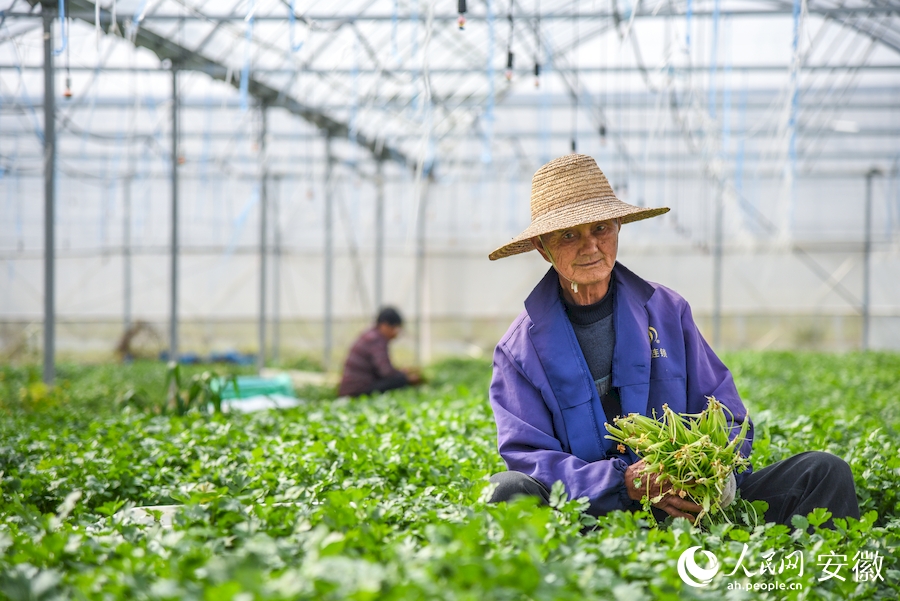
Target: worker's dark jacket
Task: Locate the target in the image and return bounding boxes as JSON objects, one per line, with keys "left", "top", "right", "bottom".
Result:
{"left": 338, "top": 327, "right": 406, "bottom": 397}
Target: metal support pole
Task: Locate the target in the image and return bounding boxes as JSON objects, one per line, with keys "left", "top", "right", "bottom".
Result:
{"left": 712, "top": 182, "right": 724, "bottom": 349}
{"left": 257, "top": 104, "right": 268, "bottom": 374}
{"left": 41, "top": 7, "right": 56, "bottom": 385}
{"left": 862, "top": 168, "right": 880, "bottom": 351}
{"left": 324, "top": 136, "right": 334, "bottom": 371}
{"left": 374, "top": 159, "right": 385, "bottom": 310}
{"left": 123, "top": 175, "right": 133, "bottom": 333}
{"left": 272, "top": 175, "right": 282, "bottom": 363}
{"left": 169, "top": 67, "right": 179, "bottom": 363}
{"left": 414, "top": 178, "right": 430, "bottom": 366}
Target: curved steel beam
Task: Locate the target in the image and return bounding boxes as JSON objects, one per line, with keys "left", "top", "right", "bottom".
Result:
{"left": 28, "top": 0, "right": 413, "bottom": 169}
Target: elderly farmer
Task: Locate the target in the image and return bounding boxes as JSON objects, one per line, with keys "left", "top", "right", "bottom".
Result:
{"left": 338, "top": 307, "right": 422, "bottom": 398}
{"left": 486, "top": 154, "right": 859, "bottom": 526}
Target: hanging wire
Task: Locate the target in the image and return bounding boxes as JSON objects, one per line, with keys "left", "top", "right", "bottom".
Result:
{"left": 533, "top": 0, "right": 540, "bottom": 87}
{"left": 410, "top": 1, "right": 421, "bottom": 116}
{"left": 199, "top": 93, "right": 214, "bottom": 223}
{"left": 130, "top": 0, "right": 149, "bottom": 42}
{"left": 95, "top": 1, "right": 101, "bottom": 48}
{"left": 539, "top": 43, "right": 551, "bottom": 165}
{"left": 241, "top": 0, "right": 257, "bottom": 112}
{"left": 719, "top": 20, "right": 735, "bottom": 236}
{"left": 482, "top": 0, "right": 496, "bottom": 164}
{"left": 99, "top": 128, "right": 126, "bottom": 251}
{"left": 289, "top": 0, "right": 304, "bottom": 52}
{"left": 721, "top": 21, "right": 732, "bottom": 164}
{"left": 785, "top": 0, "right": 803, "bottom": 235}
{"left": 11, "top": 40, "right": 48, "bottom": 145}
{"left": 708, "top": 0, "right": 720, "bottom": 119}
{"left": 505, "top": 1, "right": 514, "bottom": 81}
{"left": 349, "top": 31, "right": 359, "bottom": 157}
{"left": 53, "top": 0, "right": 67, "bottom": 56}
{"left": 735, "top": 75, "right": 749, "bottom": 226}
{"left": 570, "top": 1, "right": 579, "bottom": 153}
{"left": 410, "top": 0, "right": 419, "bottom": 61}
{"left": 64, "top": 10, "right": 72, "bottom": 99}
{"left": 109, "top": 0, "right": 119, "bottom": 37}
{"left": 734, "top": 70, "right": 755, "bottom": 231}
{"left": 410, "top": 0, "right": 436, "bottom": 252}
{"left": 392, "top": 0, "right": 399, "bottom": 58}
{"left": 685, "top": 0, "right": 693, "bottom": 54}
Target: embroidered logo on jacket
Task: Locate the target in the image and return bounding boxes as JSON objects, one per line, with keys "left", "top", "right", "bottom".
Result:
{"left": 648, "top": 326, "right": 668, "bottom": 358}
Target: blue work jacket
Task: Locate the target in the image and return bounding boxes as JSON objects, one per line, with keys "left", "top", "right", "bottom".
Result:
{"left": 489, "top": 262, "right": 754, "bottom": 515}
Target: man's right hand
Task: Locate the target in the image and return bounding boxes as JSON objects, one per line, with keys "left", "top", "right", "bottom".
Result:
{"left": 404, "top": 369, "right": 424, "bottom": 385}
{"left": 624, "top": 459, "right": 702, "bottom": 522}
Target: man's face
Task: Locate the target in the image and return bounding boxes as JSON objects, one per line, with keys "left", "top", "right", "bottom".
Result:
{"left": 379, "top": 323, "right": 402, "bottom": 341}
{"left": 532, "top": 219, "right": 620, "bottom": 286}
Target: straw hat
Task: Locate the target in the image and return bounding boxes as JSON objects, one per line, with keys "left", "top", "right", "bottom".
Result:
{"left": 489, "top": 154, "right": 670, "bottom": 260}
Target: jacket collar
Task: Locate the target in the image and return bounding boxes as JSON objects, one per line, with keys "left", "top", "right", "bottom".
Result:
{"left": 524, "top": 267, "right": 595, "bottom": 406}
{"left": 610, "top": 262, "right": 654, "bottom": 395}
{"left": 524, "top": 262, "right": 655, "bottom": 409}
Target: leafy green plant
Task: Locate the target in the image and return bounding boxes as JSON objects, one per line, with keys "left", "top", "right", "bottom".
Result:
{"left": 0, "top": 354, "right": 899, "bottom": 600}
{"left": 605, "top": 397, "right": 751, "bottom": 523}
{"left": 164, "top": 361, "right": 237, "bottom": 415}
{"left": 0, "top": 367, "right": 69, "bottom": 413}
{"left": 115, "top": 387, "right": 153, "bottom": 413}
{"left": 270, "top": 355, "right": 325, "bottom": 373}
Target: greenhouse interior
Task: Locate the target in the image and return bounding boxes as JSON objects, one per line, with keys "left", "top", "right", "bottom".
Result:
{"left": 1, "top": 0, "right": 897, "bottom": 378}
{"left": 3, "top": 1, "right": 900, "bottom": 599}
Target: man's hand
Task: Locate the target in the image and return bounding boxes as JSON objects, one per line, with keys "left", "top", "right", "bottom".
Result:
{"left": 624, "top": 460, "right": 702, "bottom": 522}
{"left": 403, "top": 368, "right": 424, "bottom": 385}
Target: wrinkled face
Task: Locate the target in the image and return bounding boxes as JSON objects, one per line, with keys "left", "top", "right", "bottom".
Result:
{"left": 532, "top": 219, "right": 620, "bottom": 286}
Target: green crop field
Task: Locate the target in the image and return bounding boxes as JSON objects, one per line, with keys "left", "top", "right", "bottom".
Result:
{"left": 1, "top": 352, "right": 899, "bottom": 600}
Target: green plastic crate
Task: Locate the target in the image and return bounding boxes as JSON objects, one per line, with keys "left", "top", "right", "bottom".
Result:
{"left": 215, "top": 374, "right": 295, "bottom": 400}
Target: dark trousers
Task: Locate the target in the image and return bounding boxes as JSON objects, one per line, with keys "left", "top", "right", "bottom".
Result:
{"left": 488, "top": 451, "right": 860, "bottom": 527}
{"left": 739, "top": 451, "right": 860, "bottom": 526}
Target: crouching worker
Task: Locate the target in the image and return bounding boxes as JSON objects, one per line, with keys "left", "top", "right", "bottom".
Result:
{"left": 338, "top": 307, "right": 422, "bottom": 398}
{"left": 484, "top": 154, "right": 859, "bottom": 527}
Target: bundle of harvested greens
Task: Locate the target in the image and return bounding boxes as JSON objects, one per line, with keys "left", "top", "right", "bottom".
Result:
{"left": 605, "top": 396, "right": 751, "bottom": 523}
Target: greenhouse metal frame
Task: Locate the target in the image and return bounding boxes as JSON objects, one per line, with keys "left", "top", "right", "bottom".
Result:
{"left": 1, "top": 0, "right": 899, "bottom": 382}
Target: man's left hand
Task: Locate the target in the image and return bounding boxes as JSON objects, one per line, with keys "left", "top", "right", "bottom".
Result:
{"left": 624, "top": 460, "right": 702, "bottom": 522}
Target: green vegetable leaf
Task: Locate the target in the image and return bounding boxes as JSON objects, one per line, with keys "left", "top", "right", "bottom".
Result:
{"left": 549, "top": 480, "right": 567, "bottom": 508}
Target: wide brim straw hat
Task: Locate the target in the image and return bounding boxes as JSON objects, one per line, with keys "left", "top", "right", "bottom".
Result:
{"left": 489, "top": 154, "right": 670, "bottom": 260}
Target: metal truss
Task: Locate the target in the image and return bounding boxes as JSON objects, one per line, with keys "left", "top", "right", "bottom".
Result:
{"left": 24, "top": 0, "right": 413, "bottom": 168}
